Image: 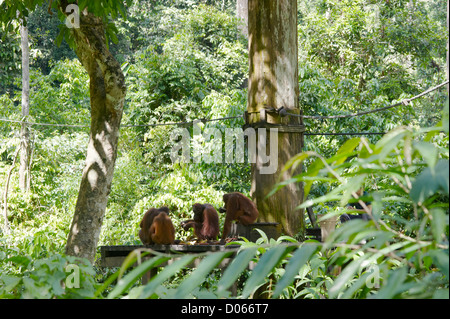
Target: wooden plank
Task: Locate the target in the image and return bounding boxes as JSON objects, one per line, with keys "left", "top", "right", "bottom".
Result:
{"left": 100, "top": 222, "right": 281, "bottom": 268}
{"left": 231, "top": 222, "right": 281, "bottom": 242}
{"left": 100, "top": 244, "right": 240, "bottom": 268}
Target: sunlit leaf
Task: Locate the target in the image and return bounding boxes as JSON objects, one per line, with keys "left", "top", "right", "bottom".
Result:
{"left": 330, "top": 137, "right": 361, "bottom": 165}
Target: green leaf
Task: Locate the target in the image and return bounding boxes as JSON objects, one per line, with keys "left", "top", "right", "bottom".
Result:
{"left": 298, "top": 186, "right": 343, "bottom": 209}
{"left": 117, "top": 250, "right": 139, "bottom": 280}
{"left": 7, "top": 255, "right": 31, "bottom": 268}
{"left": 273, "top": 244, "right": 317, "bottom": 298}
{"left": 431, "top": 208, "right": 447, "bottom": 242}
{"left": 430, "top": 250, "right": 449, "bottom": 279}
{"left": 433, "top": 289, "right": 449, "bottom": 299}
{"left": 285, "top": 154, "right": 325, "bottom": 199}
{"left": 254, "top": 228, "right": 269, "bottom": 244}
{"left": 78, "top": 0, "right": 89, "bottom": 12}
{"left": 56, "top": 26, "right": 66, "bottom": 48}
{"left": 339, "top": 175, "right": 367, "bottom": 207}
{"left": 0, "top": 275, "right": 21, "bottom": 293}
{"left": 340, "top": 271, "right": 372, "bottom": 299}
{"left": 331, "top": 137, "right": 360, "bottom": 165}
{"left": 413, "top": 141, "right": 438, "bottom": 168}
{"left": 216, "top": 247, "right": 258, "bottom": 295}
{"left": 106, "top": 24, "right": 119, "bottom": 44}
{"left": 139, "top": 254, "right": 196, "bottom": 299}
{"left": 410, "top": 160, "right": 449, "bottom": 204}
{"left": 242, "top": 245, "right": 290, "bottom": 298}
{"left": 329, "top": 255, "right": 368, "bottom": 299}
{"left": 23, "top": 277, "right": 50, "bottom": 299}
{"left": 276, "top": 235, "right": 299, "bottom": 244}
{"left": 359, "top": 141, "right": 376, "bottom": 159}
{"left": 374, "top": 127, "right": 408, "bottom": 162}
{"left": 108, "top": 256, "right": 170, "bottom": 299}
{"left": 375, "top": 267, "right": 409, "bottom": 299}
{"left": 283, "top": 151, "right": 311, "bottom": 173}
{"left": 95, "top": 270, "right": 120, "bottom": 298}
{"left": 174, "top": 251, "right": 230, "bottom": 299}
{"left": 305, "top": 156, "right": 325, "bottom": 180}
{"left": 435, "top": 160, "right": 450, "bottom": 194}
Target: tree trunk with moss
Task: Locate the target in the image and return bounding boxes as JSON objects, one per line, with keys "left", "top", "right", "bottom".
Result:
{"left": 64, "top": 9, "right": 126, "bottom": 263}
{"left": 248, "top": 0, "right": 304, "bottom": 237}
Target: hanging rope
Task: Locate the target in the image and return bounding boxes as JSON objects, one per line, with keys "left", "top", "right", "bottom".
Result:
{"left": 284, "top": 80, "right": 449, "bottom": 120}
{"left": 0, "top": 115, "right": 244, "bottom": 129}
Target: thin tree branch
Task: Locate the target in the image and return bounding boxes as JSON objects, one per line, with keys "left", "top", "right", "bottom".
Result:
{"left": 2, "top": 146, "right": 20, "bottom": 235}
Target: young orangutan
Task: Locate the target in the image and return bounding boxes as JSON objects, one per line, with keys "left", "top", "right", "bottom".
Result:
{"left": 139, "top": 207, "right": 175, "bottom": 245}
{"left": 181, "top": 203, "right": 220, "bottom": 241}
{"left": 219, "top": 192, "right": 259, "bottom": 244}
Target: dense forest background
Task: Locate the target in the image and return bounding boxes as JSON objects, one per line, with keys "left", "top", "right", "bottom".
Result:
{"left": 0, "top": 0, "right": 448, "bottom": 299}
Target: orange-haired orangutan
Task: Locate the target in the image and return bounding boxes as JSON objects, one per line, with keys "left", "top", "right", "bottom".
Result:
{"left": 219, "top": 192, "right": 259, "bottom": 244}
{"left": 181, "top": 203, "right": 220, "bottom": 241}
{"left": 139, "top": 207, "right": 175, "bottom": 245}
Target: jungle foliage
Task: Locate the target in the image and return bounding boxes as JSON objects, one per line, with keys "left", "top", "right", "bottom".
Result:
{"left": 0, "top": 0, "right": 448, "bottom": 299}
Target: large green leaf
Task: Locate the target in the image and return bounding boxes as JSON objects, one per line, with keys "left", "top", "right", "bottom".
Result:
{"left": 374, "top": 127, "right": 409, "bottom": 162}
{"left": 241, "top": 245, "right": 291, "bottom": 298}
{"left": 410, "top": 159, "right": 449, "bottom": 204}
{"left": 431, "top": 208, "right": 447, "bottom": 243}
{"left": 339, "top": 174, "right": 367, "bottom": 207}
{"left": 330, "top": 137, "right": 361, "bottom": 165}
{"left": 413, "top": 141, "right": 438, "bottom": 168}
{"left": 216, "top": 247, "right": 258, "bottom": 295}
{"left": 430, "top": 250, "right": 449, "bottom": 279}
{"left": 328, "top": 255, "right": 368, "bottom": 299}
{"left": 107, "top": 256, "right": 170, "bottom": 299}
{"left": 375, "top": 268, "right": 410, "bottom": 299}
{"left": 304, "top": 157, "right": 326, "bottom": 196}
{"left": 23, "top": 277, "right": 50, "bottom": 299}
{"left": 0, "top": 275, "right": 21, "bottom": 293}
{"left": 173, "top": 251, "right": 231, "bottom": 299}
{"left": 282, "top": 152, "right": 311, "bottom": 173}
{"left": 139, "top": 254, "right": 197, "bottom": 299}
{"left": 298, "top": 181, "right": 351, "bottom": 210}
{"left": 273, "top": 244, "right": 318, "bottom": 298}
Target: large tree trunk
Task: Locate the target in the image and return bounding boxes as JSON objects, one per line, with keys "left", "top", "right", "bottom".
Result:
{"left": 248, "top": 0, "right": 304, "bottom": 237}
{"left": 64, "top": 11, "right": 126, "bottom": 263}
{"left": 19, "top": 22, "right": 31, "bottom": 192}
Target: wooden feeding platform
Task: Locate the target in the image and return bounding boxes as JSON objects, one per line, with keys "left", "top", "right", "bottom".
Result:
{"left": 98, "top": 221, "right": 323, "bottom": 288}
{"left": 100, "top": 244, "right": 240, "bottom": 268}
{"left": 229, "top": 222, "right": 282, "bottom": 242}
{"left": 100, "top": 244, "right": 243, "bottom": 286}
{"left": 100, "top": 222, "right": 282, "bottom": 269}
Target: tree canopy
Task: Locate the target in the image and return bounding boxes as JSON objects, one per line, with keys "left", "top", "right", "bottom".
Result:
{"left": 0, "top": 0, "right": 448, "bottom": 300}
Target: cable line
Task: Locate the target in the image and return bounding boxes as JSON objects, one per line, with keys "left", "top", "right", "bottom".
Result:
{"left": 0, "top": 80, "right": 447, "bottom": 133}
{"left": 286, "top": 80, "right": 449, "bottom": 120}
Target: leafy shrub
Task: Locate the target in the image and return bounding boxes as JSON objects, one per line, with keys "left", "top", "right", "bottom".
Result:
{"left": 0, "top": 252, "right": 97, "bottom": 299}
{"left": 103, "top": 102, "right": 448, "bottom": 299}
